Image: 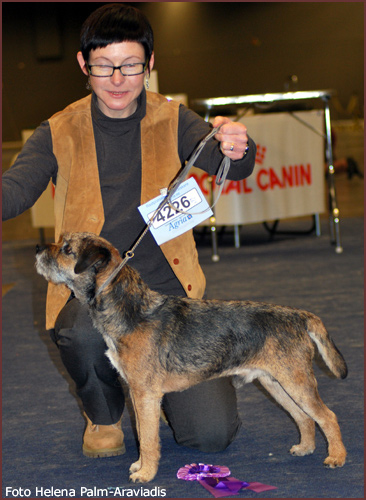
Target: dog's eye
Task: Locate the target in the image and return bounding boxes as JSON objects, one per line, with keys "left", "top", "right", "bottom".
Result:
{"left": 63, "top": 244, "right": 73, "bottom": 255}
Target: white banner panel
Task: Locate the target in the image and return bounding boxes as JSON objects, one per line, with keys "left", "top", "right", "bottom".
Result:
{"left": 190, "top": 110, "right": 325, "bottom": 225}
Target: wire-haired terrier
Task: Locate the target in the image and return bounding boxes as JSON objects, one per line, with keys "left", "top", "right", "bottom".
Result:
{"left": 36, "top": 232, "right": 347, "bottom": 483}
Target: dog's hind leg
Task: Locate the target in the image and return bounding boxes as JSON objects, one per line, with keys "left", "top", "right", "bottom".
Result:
{"left": 266, "top": 370, "right": 346, "bottom": 467}
{"left": 257, "top": 375, "right": 316, "bottom": 456}
{"left": 128, "top": 388, "right": 163, "bottom": 483}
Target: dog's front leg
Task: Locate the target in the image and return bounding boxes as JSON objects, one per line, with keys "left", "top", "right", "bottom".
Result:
{"left": 129, "top": 389, "right": 162, "bottom": 483}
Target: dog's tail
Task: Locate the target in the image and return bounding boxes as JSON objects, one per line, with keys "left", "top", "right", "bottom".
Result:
{"left": 307, "top": 315, "right": 348, "bottom": 379}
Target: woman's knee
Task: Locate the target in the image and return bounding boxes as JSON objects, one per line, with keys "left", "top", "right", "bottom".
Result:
{"left": 165, "top": 377, "right": 242, "bottom": 452}
{"left": 176, "top": 416, "right": 241, "bottom": 452}
{"left": 53, "top": 298, "right": 109, "bottom": 381}
{"left": 52, "top": 298, "right": 119, "bottom": 388}
{"left": 54, "top": 298, "right": 103, "bottom": 351}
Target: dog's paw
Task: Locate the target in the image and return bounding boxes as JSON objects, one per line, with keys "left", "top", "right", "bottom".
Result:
{"left": 323, "top": 455, "right": 346, "bottom": 468}
{"left": 129, "top": 459, "right": 142, "bottom": 474}
{"left": 129, "top": 468, "right": 155, "bottom": 484}
{"left": 289, "top": 444, "right": 315, "bottom": 456}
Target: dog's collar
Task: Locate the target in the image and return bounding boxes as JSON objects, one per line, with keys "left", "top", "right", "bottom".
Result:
{"left": 95, "top": 251, "right": 133, "bottom": 297}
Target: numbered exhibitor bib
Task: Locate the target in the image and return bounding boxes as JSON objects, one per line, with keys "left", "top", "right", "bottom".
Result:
{"left": 138, "top": 177, "right": 213, "bottom": 245}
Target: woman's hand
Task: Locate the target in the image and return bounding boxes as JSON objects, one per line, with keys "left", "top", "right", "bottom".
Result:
{"left": 213, "top": 116, "right": 249, "bottom": 161}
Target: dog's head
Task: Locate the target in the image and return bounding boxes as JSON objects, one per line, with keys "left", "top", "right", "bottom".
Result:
{"left": 36, "top": 232, "right": 121, "bottom": 303}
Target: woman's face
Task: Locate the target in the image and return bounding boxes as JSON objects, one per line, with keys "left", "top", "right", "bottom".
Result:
{"left": 77, "top": 41, "right": 154, "bottom": 119}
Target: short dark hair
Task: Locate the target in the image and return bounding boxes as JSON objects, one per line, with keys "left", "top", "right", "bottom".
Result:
{"left": 80, "top": 3, "right": 154, "bottom": 64}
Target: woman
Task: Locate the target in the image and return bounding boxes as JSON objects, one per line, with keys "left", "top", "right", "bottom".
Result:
{"left": 3, "top": 4, "right": 256, "bottom": 458}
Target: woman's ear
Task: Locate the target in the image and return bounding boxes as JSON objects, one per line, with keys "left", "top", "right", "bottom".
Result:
{"left": 77, "top": 51, "right": 89, "bottom": 76}
{"left": 147, "top": 52, "right": 155, "bottom": 76}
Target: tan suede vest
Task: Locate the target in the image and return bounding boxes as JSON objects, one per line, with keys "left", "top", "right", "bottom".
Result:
{"left": 46, "top": 91, "right": 205, "bottom": 329}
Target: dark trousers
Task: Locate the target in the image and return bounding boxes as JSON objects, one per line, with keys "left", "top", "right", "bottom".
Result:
{"left": 53, "top": 298, "right": 241, "bottom": 452}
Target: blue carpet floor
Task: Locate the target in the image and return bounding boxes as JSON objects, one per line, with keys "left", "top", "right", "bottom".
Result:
{"left": 2, "top": 217, "right": 364, "bottom": 498}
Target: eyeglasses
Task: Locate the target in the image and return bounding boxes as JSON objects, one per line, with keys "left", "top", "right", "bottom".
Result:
{"left": 87, "top": 62, "right": 147, "bottom": 77}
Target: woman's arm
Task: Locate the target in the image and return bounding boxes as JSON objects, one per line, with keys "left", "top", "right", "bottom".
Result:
{"left": 2, "top": 122, "right": 58, "bottom": 221}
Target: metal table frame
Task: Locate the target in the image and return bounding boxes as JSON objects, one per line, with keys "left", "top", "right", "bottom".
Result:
{"left": 192, "top": 90, "right": 343, "bottom": 258}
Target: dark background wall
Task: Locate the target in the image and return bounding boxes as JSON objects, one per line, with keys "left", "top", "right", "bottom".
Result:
{"left": 2, "top": 1, "right": 364, "bottom": 142}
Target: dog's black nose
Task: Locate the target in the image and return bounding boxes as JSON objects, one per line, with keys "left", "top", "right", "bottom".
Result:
{"left": 36, "top": 244, "right": 46, "bottom": 254}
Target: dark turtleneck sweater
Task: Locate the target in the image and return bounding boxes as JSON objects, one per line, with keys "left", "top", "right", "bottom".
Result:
{"left": 3, "top": 89, "right": 256, "bottom": 295}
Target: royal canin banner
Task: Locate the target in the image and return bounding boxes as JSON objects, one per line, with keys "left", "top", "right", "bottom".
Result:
{"left": 190, "top": 110, "right": 326, "bottom": 226}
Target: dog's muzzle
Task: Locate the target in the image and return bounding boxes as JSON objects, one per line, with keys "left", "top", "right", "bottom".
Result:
{"left": 35, "top": 244, "right": 52, "bottom": 275}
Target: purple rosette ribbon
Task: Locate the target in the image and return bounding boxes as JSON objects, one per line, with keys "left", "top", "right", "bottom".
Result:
{"left": 177, "top": 463, "right": 277, "bottom": 497}
{"left": 177, "top": 463, "right": 231, "bottom": 481}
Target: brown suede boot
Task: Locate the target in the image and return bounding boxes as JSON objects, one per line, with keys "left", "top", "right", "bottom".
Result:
{"left": 82, "top": 413, "right": 126, "bottom": 458}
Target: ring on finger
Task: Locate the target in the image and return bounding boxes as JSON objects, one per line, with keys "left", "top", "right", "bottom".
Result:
{"left": 229, "top": 143, "right": 235, "bottom": 152}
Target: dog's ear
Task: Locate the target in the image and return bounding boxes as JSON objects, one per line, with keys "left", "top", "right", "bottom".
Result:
{"left": 74, "top": 245, "right": 111, "bottom": 275}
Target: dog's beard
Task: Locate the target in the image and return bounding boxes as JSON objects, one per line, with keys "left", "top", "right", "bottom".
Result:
{"left": 36, "top": 252, "right": 97, "bottom": 304}
{"left": 36, "top": 253, "right": 73, "bottom": 288}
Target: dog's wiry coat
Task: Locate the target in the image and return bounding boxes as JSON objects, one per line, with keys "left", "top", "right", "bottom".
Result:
{"left": 36, "top": 232, "right": 347, "bottom": 483}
